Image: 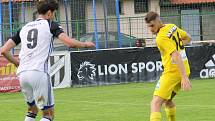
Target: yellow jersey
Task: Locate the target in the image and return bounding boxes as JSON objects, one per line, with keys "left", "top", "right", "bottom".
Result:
{"left": 156, "top": 24, "right": 190, "bottom": 76}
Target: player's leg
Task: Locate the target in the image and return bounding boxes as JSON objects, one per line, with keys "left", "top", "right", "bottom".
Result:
{"left": 164, "top": 92, "right": 177, "bottom": 121}
{"left": 25, "top": 103, "right": 38, "bottom": 121}
{"left": 150, "top": 95, "right": 165, "bottom": 121}
{"left": 150, "top": 74, "right": 179, "bottom": 121}
{"left": 18, "top": 72, "right": 38, "bottom": 121}
{"left": 150, "top": 77, "right": 166, "bottom": 121}
{"left": 31, "top": 71, "right": 55, "bottom": 121}
{"left": 40, "top": 107, "right": 54, "bottom": 121}
{"left": 39, "top": 89, "right": 54, "bottom": 121}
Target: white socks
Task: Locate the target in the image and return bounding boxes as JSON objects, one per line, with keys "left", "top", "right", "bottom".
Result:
{"left": 40, "top": 117, "right": 52, "bottom": 121}
{"left": 24, "top": 116, "right": 35, "bottom": 121}
{"left": 24, "top": 117, "right": 52, "bottom": 121}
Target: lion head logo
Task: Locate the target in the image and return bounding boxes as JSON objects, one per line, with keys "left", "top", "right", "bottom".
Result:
{"left": 77, "top": 61, "right": 96, "bottom": 80}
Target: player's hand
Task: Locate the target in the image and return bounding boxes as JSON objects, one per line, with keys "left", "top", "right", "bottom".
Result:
{"left": 84, "top": 41, "right": 95, "bottom": 48}
{"left": 181, "top": 76, "right": 192, "bottom": 91}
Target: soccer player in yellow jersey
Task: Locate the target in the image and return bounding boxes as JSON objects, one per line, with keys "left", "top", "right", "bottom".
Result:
{"left": 145, "top": 11, "right": 192, "bottom": 121}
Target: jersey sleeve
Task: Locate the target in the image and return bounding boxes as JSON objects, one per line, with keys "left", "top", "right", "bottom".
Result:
{"left": 50, "top": 21, "right": 64, "bottom": 38}
{"left": 10, "top": 29, "right": 21, "bottom": 45}
{"left": 157, "top": 35, "right": 176, "bottom": 55}
{"left": 177, "top": 27, "right": 187, "bottom": 39}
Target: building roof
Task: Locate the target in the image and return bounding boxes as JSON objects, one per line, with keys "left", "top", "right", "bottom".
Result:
{"left": 171, "top": 0, "right": 215, "bottom": 4}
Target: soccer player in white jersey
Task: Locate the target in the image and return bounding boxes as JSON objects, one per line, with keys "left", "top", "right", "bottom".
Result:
{"left": 0, "top": 0, "right": 94, "bottom": 121}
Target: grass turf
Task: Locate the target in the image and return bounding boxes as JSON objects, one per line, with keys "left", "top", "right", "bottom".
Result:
{"left": 0, "top": 79, "right": 215, "bottom": 121}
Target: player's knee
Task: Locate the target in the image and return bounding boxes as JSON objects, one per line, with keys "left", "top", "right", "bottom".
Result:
{"left": 151, "top": 96, "right": 164, "bottom": 107}
{"left": 42, "top": 108, "right": 54, "bottom": 120}
{"left": 165, "top": 100, "right": 175, "bottom": 108}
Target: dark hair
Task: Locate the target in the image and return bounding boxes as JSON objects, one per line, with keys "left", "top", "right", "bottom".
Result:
{"left": 145, "top": 11, "right": 159, "bottom": 23}
{"left": 37, "top": 0, "right": 58, "bottom": 14}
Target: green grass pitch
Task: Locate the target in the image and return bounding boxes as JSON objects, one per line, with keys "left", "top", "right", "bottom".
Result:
{"left": 0, "top": 79, "right": 215, "bottom": 121}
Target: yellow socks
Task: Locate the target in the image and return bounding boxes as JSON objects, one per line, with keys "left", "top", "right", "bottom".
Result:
{"left": 165, "top": 107, "right": 176, "bottom": 121}
{"left": 150, "top": 107, "right": 176, "bottom": 121}
{"left": 150, "top": 112, "right": 161, "bottom": 121}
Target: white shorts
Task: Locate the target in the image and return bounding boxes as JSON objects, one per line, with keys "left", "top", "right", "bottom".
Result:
{"left": 18, "top": 70, "right": 54, "bottom": 110}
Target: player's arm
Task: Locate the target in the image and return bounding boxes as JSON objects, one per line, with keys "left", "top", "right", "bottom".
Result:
{"left": 50, "top": 21, "right": 95, "bottom": 48}
{"left": 58, "top": 33, "right": 95, "bottom": 48}
{"left": 171, "top": 51, "right": 191, "bottom": 91}
{"left": 1, "top": 39, "right": 19, "bottom": 67}
{"left": 181, "top": 33, "right": 191, "bottom": 45}
{"left": 178, "top": 28, "right": 192, "bottom": 45}
{"left": 157, "top": 35, "right": 191, "bottom": 91}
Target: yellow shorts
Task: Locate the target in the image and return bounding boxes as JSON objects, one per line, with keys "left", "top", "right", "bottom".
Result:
{"left": 153, "top": 73, "right": 183, "bottom": 100}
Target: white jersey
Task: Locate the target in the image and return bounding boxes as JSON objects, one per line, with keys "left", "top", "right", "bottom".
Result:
{"left": 11, "top": 18, "right": 64, "bottom": 74}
